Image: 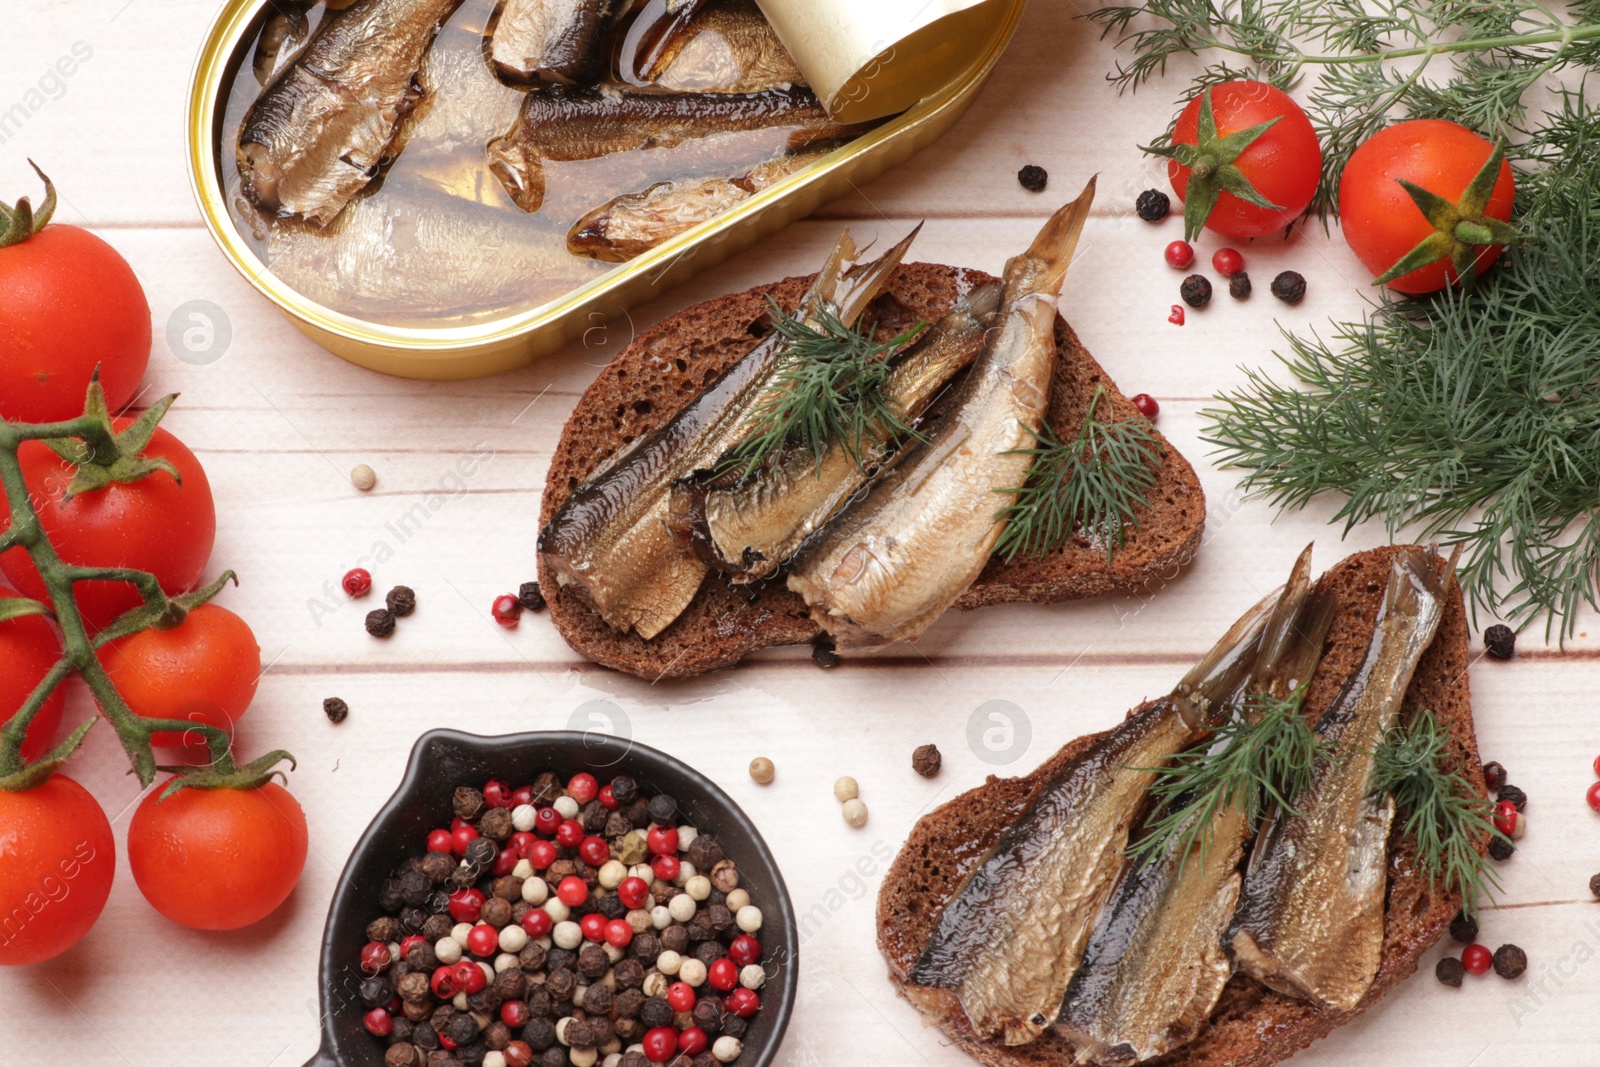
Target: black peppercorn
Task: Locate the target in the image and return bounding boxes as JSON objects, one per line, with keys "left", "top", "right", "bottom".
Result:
{"left": 521, "top": 1019, "right": 555, "bottom": 1053}
{"left": 467, "top": 987, "right": 503, "bottom": 1016}
{"left": 544, "top": 947, "right": 576, "bottom": 973}
{"left": 518, "top": 581, "right": 546, "bottom": 612}
{"left": 446, "top": 1014, "right": 481, "bottom": 1048}
{"left": 707, "top": 903, "right": 733, "bottom": 930}
{"left": 720, "top": 1015, "right": 746, "bottom": 1039}
{"left": 640, "top": 996, "right": 674, "bottom": 1029}
{"left": 605, "top": 810, "right": 634, "bottom": 839}
{"left": 478, "top": 807, "right": 513, "bottom": 842}
{"left": 481, "top": 897, "right": 513, "bottom": 929}
{"left": 422, "top": 913, "right": 454, "bottom": 941}
{"left": 693, "top": 1054, "right": 717, "bottom": 1067}
{"left": 687, "top": 834, "right": 724, "bottom": 871}
{"left": 692, "top": 999, "right": 722, "bottom": 1033}
{"left": 1435, "top": 956, "right": 1465, "bottom": 987}
{"left": 406, "top": 940, "right": 439, "bottom": 971}
{"left": 545, "top": 967, "right": 576, "bottom": 1001}
{"left": 518, "top": 941, "right": 547, "bottom": 974}
{"left": 525, "top": 988, "right": 552, "bottom": 1020}
{"left": 426, "top": 889, "right": 452, "bottom": 914}
{"left": 1269, "top": 270, "right": 1307, "bottom": 304}
{"left": 1482, "top": 761, "right": 1507, "bottom": 791}
{"left": 1228, "top": 271, "right": 1251, "bottom": 299}
{"left": 414, "top": 1023, "right": 440, "bottom": 1051}
{"left": 529, "top": 772, "right": 561, "bottom": 806}
{"left": 366, "top": 607, "right": 397, "bottom": 637}
{"left": 464, "top": 837, "right": 498, "bottom": 869}
{"left": 385, "top": 585, "right": 416, "bottom": 617}
{"left": 360, "top": 977, "right": 395, "bottom": 1007}
{"left": 610, "top": 774, "right": 639, "bottom": 804}
{"left": 1449, "top": 910, "right": 1478, "bottom": 944}
{"left": 1498, "top": 783, "right": 1527, "bottom": 811}
{"left": 1489, "top": 835, "right": 1516, "bottom": 861}
{"left": 323, "top": 696, "right": 349, "bottom": 724}
{"left": 612, "top": 958, "right": 646, "bottom": 990}
{"left": 582, "top": 800, "right": 608, "bottom": 833}
{"left": 912, "top": 743, "right": 941, "bottom": 778}
{"left": 1590, "top": 872, "right": 1600, "bottom": 899}
{"left": 1180, "top": 274, "right": 1212, "bottom": 308}
{"left": 368, "top": 915, "right": 403, "bottom": 943}
{"left": 620, "top": 1052, "right": 649, "bottom": 1067}
{"left": 812, "top": 637, "right": 840, "bottom": 669}
{"left": 1134, "top": 188, "right": 1170, "bottom": 222}
{"left": 648, "top": 793, "right": 678, "bottom": 826}
{"left": 1017, "top": 164, "right": 1048, "bottom": 192}
{"left": 453, "top": 787, "right": 485, "bottom": 822}
{"left": 584, "top": 982, "right": 614, "bottom": 1016}
{"left": 540, "top": 1049, "right": 565, "bottom": 1067}
{"left": 378, "top": 878, "right": 407, "bottom": 914}
{"left": 385, "top": 1044, "right": 420, "bottom": 1067}
{"left": 1493, "top": 943, "right": 1528, "bottom": 979}
{"left": 695, "top": 941, "right": 726, "bottom": 965}
{"left": 597, "top": 894, "right": 626, "bottom": 920}
{"left": 660, "top": 925, "right": 689, "bottom": 954}
{"left": 456, "top": 1042, "right": 488, "bottom": 1067}
{"left": 1483, "top": 623, "right": 1516, "bottom": 659}
{"left": 626, "top": 797, "right": 653, "bottom": 829}
{"left": 398, "top": 870, "right": 431, "bottom": 907}
{"left": 578, "top": 943, "right": 609, "bottom": 979}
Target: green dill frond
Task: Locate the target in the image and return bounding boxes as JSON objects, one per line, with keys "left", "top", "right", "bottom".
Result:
{"left": 724, "top": 298, "right": 924, "bottom": 479}
{"left": 1203, "top": 94, "right": 1600, "bottom": 637}
{"left": 1128, "top": 687, "right": 1324, "bottom": 869}
{"left": 1372, "top": 709, "right": 1501, "bottom": 916}
{"left": 992, "top": 387, "right": 1162, "bottom": 564}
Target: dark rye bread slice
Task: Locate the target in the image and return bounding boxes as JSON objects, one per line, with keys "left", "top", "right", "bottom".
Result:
{"left": 876, "top": 545, "right": 1481, "bottom": 1067}
{"left": 539, "top": 262, "right": 1206, "bottom": 678}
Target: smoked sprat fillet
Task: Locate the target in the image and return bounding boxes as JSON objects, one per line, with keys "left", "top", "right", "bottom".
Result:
{"left": 786, "top": 179, "right": 1096, "bottom": 648}
{"left": 237, "top": 0, "right": 464, "bottom": 226}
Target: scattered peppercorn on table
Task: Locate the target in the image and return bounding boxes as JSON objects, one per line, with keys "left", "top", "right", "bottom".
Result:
{"left": 4, "top": 1, "right": 1599, "bottom": 1065}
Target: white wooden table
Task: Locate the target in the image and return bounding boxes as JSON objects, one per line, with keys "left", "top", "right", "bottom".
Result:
{"left": 4, "top": 2, "right": 1598, "bottom": 1064}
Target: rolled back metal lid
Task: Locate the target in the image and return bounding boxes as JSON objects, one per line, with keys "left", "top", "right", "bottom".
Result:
{"left": 755, "top": 0, "right": 1015, "bottom": 123}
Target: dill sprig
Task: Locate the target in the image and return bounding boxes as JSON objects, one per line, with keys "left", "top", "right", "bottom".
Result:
{"left": 1203, "top": 92, "right": 1600, "bottom": 637}
{"left": 1373, "top": 709, "right": 1501, "bottom": 916}
{"left": 1128, "top": 688, "right": 1324, "bottom": 868}
{"left": 1084, "top": 0, "right": 1600, "bottom": 219}
{"left": 725, "top": 297, "right": 923, "bottom": 478}
{"left": 993, "top": 387, "right": 1162, "bottom": 563}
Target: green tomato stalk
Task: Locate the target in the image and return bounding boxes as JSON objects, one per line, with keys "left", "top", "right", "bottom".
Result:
{"left": 0, "top": 377, "right": 293, "bottom": 796}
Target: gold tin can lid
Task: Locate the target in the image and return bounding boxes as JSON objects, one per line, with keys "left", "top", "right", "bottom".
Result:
{"left": 754, "top": 0, "right": 1017, "bottom": 123}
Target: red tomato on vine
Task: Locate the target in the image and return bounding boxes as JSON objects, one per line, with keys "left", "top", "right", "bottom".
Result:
{"left": 1339, "top": 119, "right": 1518, "bottom": 294}
{"left": 0, "top": 164, "right": 150, "bottom": 424}
{"left": 0, "top": 419, "right": 216, "bottom": 632}
{"left": 0, "top": 589, "right": 64, "bottom": 762}
{"left": 0, "top": 774, "right": 116, "bottom": 966}
{"left": 98, "top": 603, "right": 260, "bottom": 752}
{"left": 128, "top": 780, "right": 309, "bottom": 930}
{"left": 1164, "top": 80, "right": 1322, "bottom": 240}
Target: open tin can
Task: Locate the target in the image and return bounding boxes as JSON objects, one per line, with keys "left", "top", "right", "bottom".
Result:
{"left": 185, "top": 0, "right": 1027, "bottom": 380}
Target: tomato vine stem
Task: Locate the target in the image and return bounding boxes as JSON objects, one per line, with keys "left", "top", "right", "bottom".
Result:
{"left": 0, "top": 378, "right": 292, "bottom": 793}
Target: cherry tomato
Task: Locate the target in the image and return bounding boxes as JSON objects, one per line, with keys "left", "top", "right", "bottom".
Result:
{"left": 1169, "top": 81, "right": 1321, "bottom": 240}
{"left": 0, "top": 774, "right": 116, "bottom": 966}
{"left": 96, "top": 603, "right": 259, "bottom": 751}
{"left": 0, "top": 589, "right": 64, "bottom": 761}
{"left": 0, "top": 217, "right": 150, "bottom": 424}
{"left": 127, "top": 779, "right": 308, "bottom": 930}
{"left": 0, "top": 420, "right": 215, "bottom": 631}
{"left": 1339, "top": 119, "right": 1515, "bottom": 294}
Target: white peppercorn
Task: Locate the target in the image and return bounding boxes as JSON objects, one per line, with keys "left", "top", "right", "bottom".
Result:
{"left": 656, "top": 950, "right": 683, "bottom": 975}
{"left": 842, "top": 798, "right": 868, "bottom": 828}
{"left": 494, "top": 952, "right": 520, "bottom": 973}
{"left": 522, "top": 877, "right": 549, "bottom": 906}
{"left": 627, "top": 909, "right": 653, "bottom": 933}
{"left": 712, "top": 1036, "right": 743, "bottom": 1063}
{"left": 684, "top": 875, "right": 711, "bottom": 902}
{"left": 833, "top": 776, "right": 859, "bottom": 802}
{"left": 668, "top": 894, "right": 697, "bottom": 923}
{"left": 512, "top": 804, "right": 538, "bottom": 832}
{"left": 678, "top": 958, "right": 707, "bottom": 987}
{"left": 739, "top": 964, "right": 765, "bottom": 989}
{"left": 650, "top": 905, "right": 672, "bottom": 930}
{"left": 725, "top": 889, "right": 750, "bottom": 912}
{"left": 598, "top": 860, "right": 627, "bottom": 889}
{"left": 483, "top": 1052, "right": 507, "bottom": 1067}
{"left": 735, "top": 906, "right": 763, "bottom": 933}
{"left": 642, "top": 972, "right": 668, "bottom": 997}
{"left": 499, "top": 925, "right": 530, "bottom": 953}
{"left": 676, "top": 826, "right": 699, "bottom": 851}
{"left": 554, "top": 796, "right": 580, "bottom": 819}
{"left": 452, "top": 922, "right": 475, "bottom": 944}
{"left": 544, "top": 899, "right": 570, "bottom": 923}
{"left": 570, "top": 1048, "right": 597, "bottom": 1067}
{"left": 748, "top": 757, "right": 775, "bottom": 785}
{"left": 554, "top": 921, "right": 584, "bottom": 950}
{"left": 436, "top": 937, "right": 464, "bottom": 965}
{"left": 512, "top": 859, "right": 534, "bottom": 880}
{"left": 351, "top": 463, "right": 377, "bottom": 491}
{"left": 673, "top": 861, "right": 696, "bottom": 886}
{"left": 556, "top": 1017, "right": 576, "bottom": 1046}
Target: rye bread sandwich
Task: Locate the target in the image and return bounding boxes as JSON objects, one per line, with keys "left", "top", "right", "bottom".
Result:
{"left": 538, "top": 184, "right": 1206, "bottom": 679}
{"left": 877, "top": 545, "right": 1485, "bottom": 1067}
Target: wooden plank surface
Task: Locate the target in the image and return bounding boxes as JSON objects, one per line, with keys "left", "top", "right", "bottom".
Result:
{"left": 4, "top": 1, "right": 1599, "bottom": 1066}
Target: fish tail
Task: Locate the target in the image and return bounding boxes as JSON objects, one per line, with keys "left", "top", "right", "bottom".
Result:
{"left": 1013, "top": 175, "right": 1097, "bottom": 296}
{"left": 823, "top": 222, "right": 921, "bottom": 325}
{"left": 488, "top": 133, "right": 547, "bottom": 213}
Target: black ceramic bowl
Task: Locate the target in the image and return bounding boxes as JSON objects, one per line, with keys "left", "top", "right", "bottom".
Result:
{"left": 301, "top": 729, "right": 798, "bottom": 1067}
